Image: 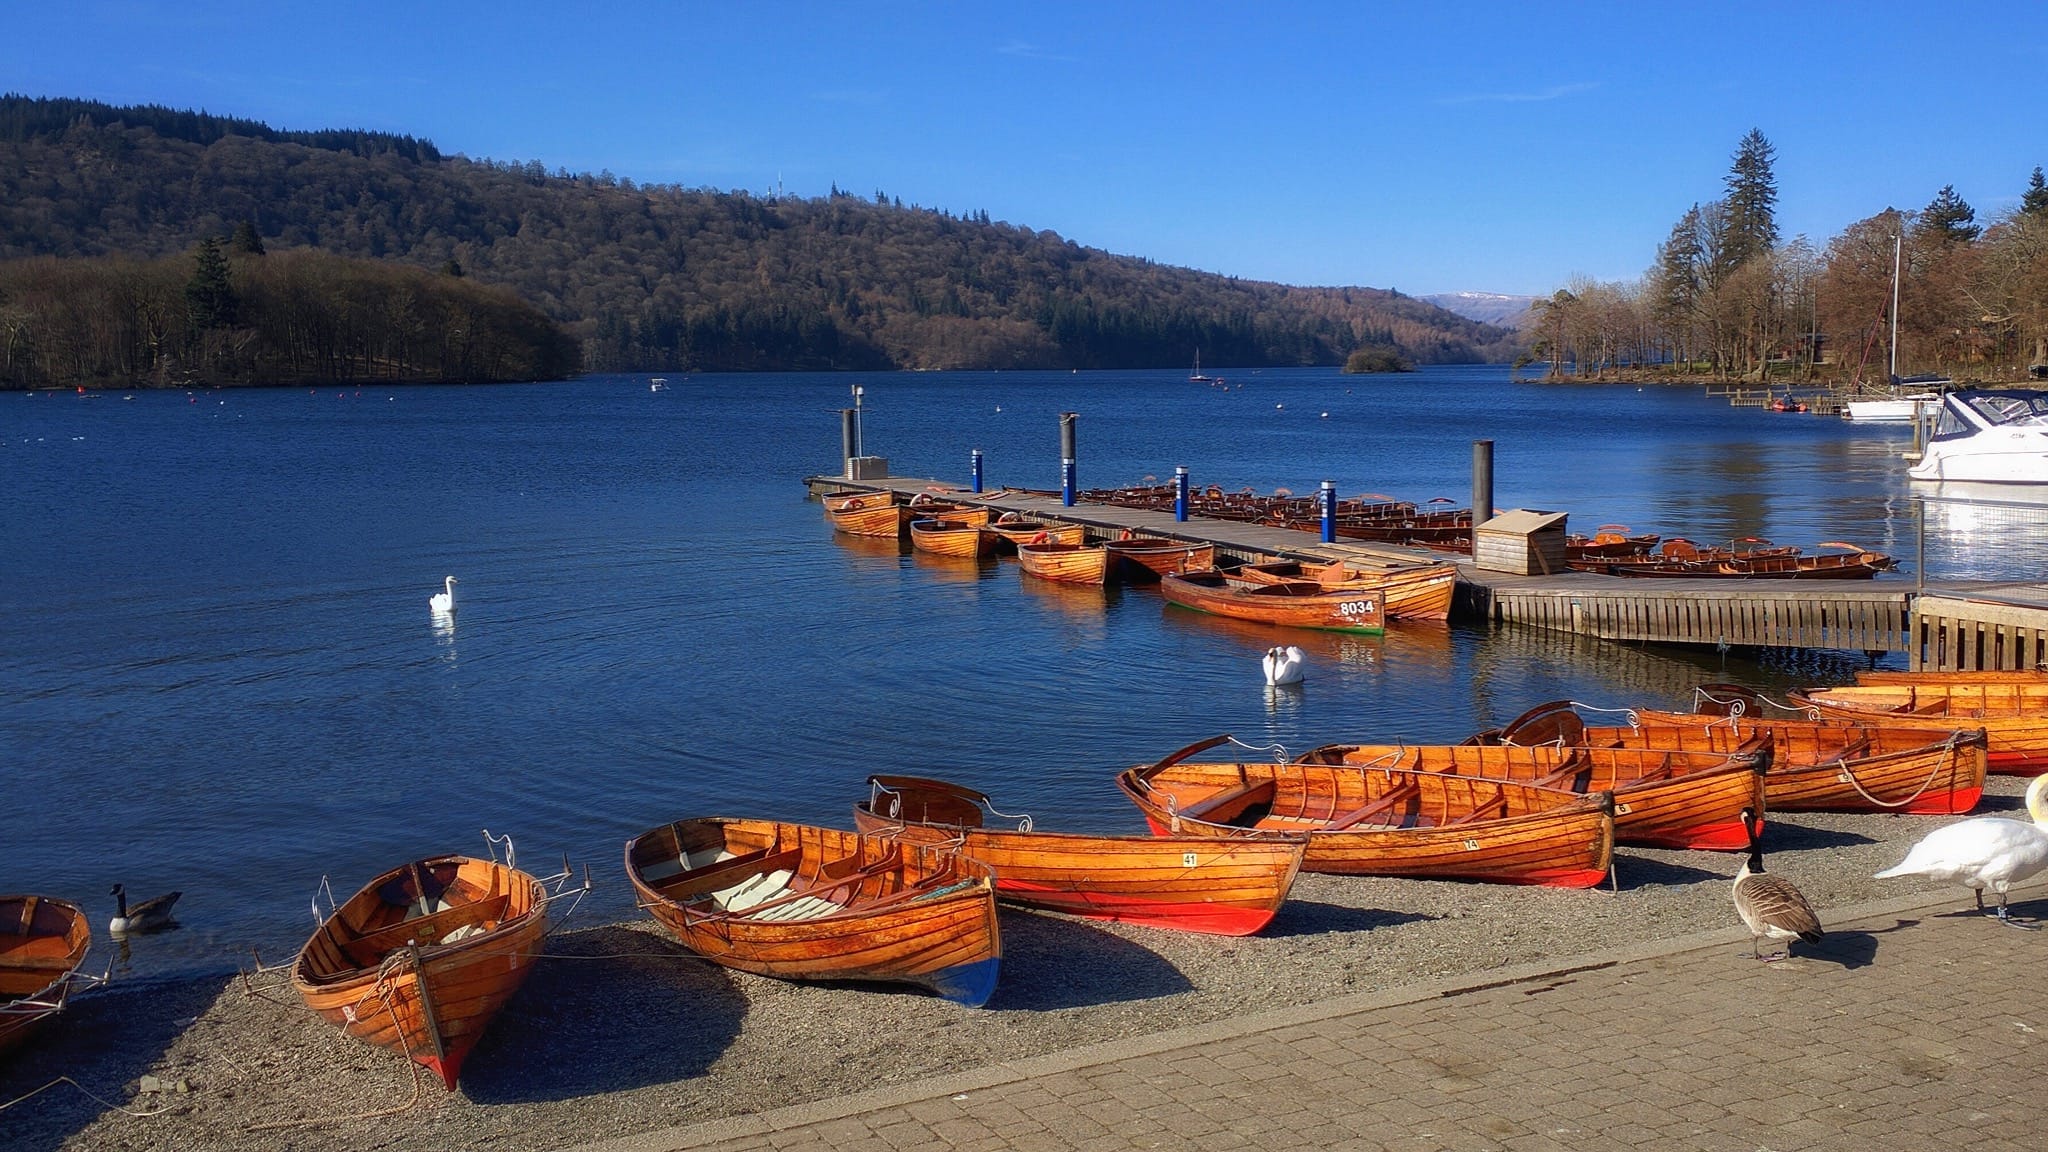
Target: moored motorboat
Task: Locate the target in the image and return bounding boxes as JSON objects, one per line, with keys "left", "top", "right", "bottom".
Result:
{"left": 1115, "top": 735, "right": 1614, "bottom": 887}
{"left": 0, "top": 895, "right": 99, "bottom": 1058}
{"left": 1906, "top": 389, "right": 2048, "bottom": 484}
{"left": 1016, "top": 541, "right": 1110, "bottom": 585}
{"left": 853, "top": 775, "right": 1306, "bottom": 935}
{"left": 625, "top": 817, "right": 1001, "bottom": 1006}
{"left": 292, "top": 846, "right": 566, "bottom": 1089}
{"left": 1160, "top": 571, "right": 1386, "bottom": 634}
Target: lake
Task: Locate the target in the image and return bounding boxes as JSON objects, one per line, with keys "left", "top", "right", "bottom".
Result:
{"left": 3, "top": 365, "right": 2041, "bottom": 979}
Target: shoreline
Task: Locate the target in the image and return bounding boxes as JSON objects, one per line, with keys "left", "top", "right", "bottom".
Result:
{"left": 4, "top": 777, "right": 2028, "bottom": 1152}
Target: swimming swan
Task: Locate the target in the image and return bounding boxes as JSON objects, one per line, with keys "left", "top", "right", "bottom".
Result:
{"left": 1874, "top": 774, "right": 2048, "bottom": 926}
{"left": 429, "top": 575, "right": 458, "bottom": 615}
{"left": 1261, "top": 646, "right": 1306, "bottom": 686}
{"left": 1731, "top": 807, "right": 1823, "bottom": 959}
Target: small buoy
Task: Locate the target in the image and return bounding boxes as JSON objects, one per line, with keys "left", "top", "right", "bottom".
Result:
{"left": 1275, "top": 403, "right": 1284, "bottom": 410}
{"left": 994, "top": 406, "right": 1001, "bottom": 413}
{"left": 1320, "top": 411, "right": 1329, "bottom": 418}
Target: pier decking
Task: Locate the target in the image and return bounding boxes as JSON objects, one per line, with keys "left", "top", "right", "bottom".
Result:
{"left": 808, "top": 475, "right": 2048, "bottom": 670}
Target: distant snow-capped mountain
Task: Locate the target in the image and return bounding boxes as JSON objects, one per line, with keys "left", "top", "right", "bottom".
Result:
{"left": 1421, "top": 292, "right": 1538, "bottom": 329}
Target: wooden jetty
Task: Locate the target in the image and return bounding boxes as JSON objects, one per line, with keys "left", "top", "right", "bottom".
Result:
{"left": 805, "top": 474, "right": 2048, "bottom": 671}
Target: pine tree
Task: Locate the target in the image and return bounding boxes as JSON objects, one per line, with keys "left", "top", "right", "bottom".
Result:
{"left": 184, "top": 236, "right": 237, "bottom": 328}
{"left": 1715, "top": 129, "right": 1779, "bottom": 282}
{"left": 1918, "top": 184, "right": 1980, "bottom": 242}
{"left": 228, "top": 219, "right": 265, "bottom": 255}
{"left": 2023, "top": 166, "right": 2048, "bottom": 216}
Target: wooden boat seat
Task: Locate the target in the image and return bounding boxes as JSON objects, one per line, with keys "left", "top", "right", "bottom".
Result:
{"left": 711, "top": 870, "right": 795, "bottom": 912}
{"left": 1821, "top": 734, "right": 1874, "bottom": 764}
{"left": 1175, "top": 779, "right": 1278, "bottom": 823}
{"left": 340, "top": 894, "right": 510, "bottom": 967}
{"left": 1322, "top": 784, "right": 1422, "bottom": 830}
{"left": 654, "top": 846, "right": 800, "bottom": 900}
{"left": 1447, "top": 786, "right": 1510, "bottom": 824}
{"left": 642, "top": 847, "right": 735, "bottom": 883}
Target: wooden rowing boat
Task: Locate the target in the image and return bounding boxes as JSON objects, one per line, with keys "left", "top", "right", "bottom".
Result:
{"left": 1115, "top": 735, "right": 1613, "bottom": 887}
{"left": 1618, "top": 706, "right": 1989, "bottom": 815}
{"left": 1857, "top": 669, "right": 2048, "bottom": 686}
{"left": 852, "top": 776, "right": 1306, "bottom": 935}
{"left": 908, "top": 517, "right": 994, "bottom": 559}
{"left": 822, "top": 491, "right": 904, "bottom": 538}
{"left": 292, "top": 853, "right": 553, "bottom": 1089}
{"left": 1481, "top": 696, "right": 1988, "bottom": 816}
{"left": 1787, "top": 681, "right": 2048, "bottom": 775}
{"left": 626, "top": 818, "right": 1001, "bottom": 1006}
{"left": 983, "top": 515, "right": 1086, "bottom": 552}
{"left": 1160, "top": 571, "right": 1386, "bottom": 634}
{"left": 1232, "top": 558, "right": 1457, "bottom": 621}
{"left": 1016, "top": 541, "right": 1110, "bottom": 585}
{"left": 0, "top": 895, "right": 96, "bottom": 1058}
{"left": 1299, "top": 732, "right": 1764, "bottom": 850}
{"left": 1101, "top": 537, "right": 1216, "bottom": 582}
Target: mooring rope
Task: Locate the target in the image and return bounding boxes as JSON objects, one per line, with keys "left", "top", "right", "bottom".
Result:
{"left": 1833, "top": 733, "right": 1961, "bottom": 809}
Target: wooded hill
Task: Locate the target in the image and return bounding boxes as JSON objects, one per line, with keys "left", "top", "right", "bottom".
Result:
{"left": 0, "top": 96, "right": 1518, "bottom": 374}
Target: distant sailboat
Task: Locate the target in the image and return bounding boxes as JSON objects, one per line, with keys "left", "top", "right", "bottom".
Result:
{"left": 1190, "top": 349, "right": 1220, "bottom": 384}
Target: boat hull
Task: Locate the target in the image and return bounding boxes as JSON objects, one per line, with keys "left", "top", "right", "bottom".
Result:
{"left": 1627, "top": 711, "right": 1988, "bottom": 814}
{"left": 909, "top": 518, "right": 994, "bottom": 559}
{"left": 626, "top": 819, "right": 1002, "bottom": 1006}
{"left": 1102, "top": 539, "right": 1216, "bottom": 583}
{"left": 0, "top": 896, "right": 92, "bottom": 1058}
{"left": 1116, "top": 743, "right": 1613, "bottom": 888}
{"left": 823, "top": 493, "right": 904, "bottom": 538}
{"left": 1016, "top": 542, "right": 1109, "bottom": 585}
{"left": 1160, "top": 572, "right": 1386, "bottom": 634}
{"left": 291, "top": 856, "right": 549, "bottom": 1090}
{"left": 1790, "top": 684, "right": 2048, "bottom": 775}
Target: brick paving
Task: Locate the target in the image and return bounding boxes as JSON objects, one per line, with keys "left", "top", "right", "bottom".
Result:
{"left": 567, "top": 886, "right": 2046, "bottom": 1152}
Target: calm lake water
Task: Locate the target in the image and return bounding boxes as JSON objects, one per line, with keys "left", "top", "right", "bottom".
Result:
{"left": 3, "top": 365, "right": 2041, "bottom": 980}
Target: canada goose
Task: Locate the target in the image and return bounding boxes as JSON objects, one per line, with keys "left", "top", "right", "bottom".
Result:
{"left": 429, "top": 575, "right": 457, "bottom": 615}
{"left": 109, "top": 884, "right": 181, "bottom": 935}
{"left": 1261, "top": 646, "right": 1307, "bottom": 686}
{"left": 1731, "top": 808, "right": 1823, "bottom": 960}
{"left": 1873, "top": 773, "right": 2048, "bottom": 927}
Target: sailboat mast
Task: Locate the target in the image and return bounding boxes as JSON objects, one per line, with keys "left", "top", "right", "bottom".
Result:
{"left": 1888, "top": 232, "right": 1901, "bottom": 384}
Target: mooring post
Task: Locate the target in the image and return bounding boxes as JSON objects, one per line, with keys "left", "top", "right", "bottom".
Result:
{"left": 1472, "top": 439, "right": 1495, "bottom": 524}
{"left": 1175, "top": 466, "right": 1189, "bottom": 521}
{"left": 1060, "top": 412, "right": 1077, "bottom": 507}
{"left": 1320, "top": 480, "right": 1337, "bottom": 543}
{"left": 971, "top": 448, "right": 984, "bottom": 494}
{"left": 840, "top": 408, "right": 859, "bottom": 477}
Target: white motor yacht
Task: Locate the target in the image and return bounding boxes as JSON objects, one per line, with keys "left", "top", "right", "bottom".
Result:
{"left": 1907, "top": 389, "right": 2048, "bottom": 483}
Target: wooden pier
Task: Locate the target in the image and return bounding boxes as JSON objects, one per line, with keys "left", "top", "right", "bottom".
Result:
{"left": 807, "top": 475, "right": 2048, "bottom": 671}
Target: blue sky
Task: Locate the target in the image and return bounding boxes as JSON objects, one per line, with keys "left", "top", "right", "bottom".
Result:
{"left": 6, "top": 2, "right": 2045, "bottom": 296}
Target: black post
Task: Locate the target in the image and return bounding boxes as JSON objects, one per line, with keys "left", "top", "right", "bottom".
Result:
{"left": 840, "top": 409, "right": 859, "bottom": 477}
{"left": 1472, "top": 439, "right": 1495, "bottom": 525}
{"left": 1060, "top": 412, "right": 1078, "bottom": 507}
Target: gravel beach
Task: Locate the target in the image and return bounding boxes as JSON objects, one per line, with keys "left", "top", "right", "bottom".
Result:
{"left": 4, "top": 775, "right": 2027, "bottom": 1152}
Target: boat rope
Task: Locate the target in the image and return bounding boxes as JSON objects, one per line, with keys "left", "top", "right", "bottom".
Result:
{"left": 1223, "top": 735, "right": 1290, "bottom": 763}
{"left": 246, "top": 959, "right": 424, "bottom": 1131}
{"left": 0, "top": 1076, "right": 178, "bottom": 1119}
{"left": 1833, "top": 733, "right": 1963, "bottom": 809}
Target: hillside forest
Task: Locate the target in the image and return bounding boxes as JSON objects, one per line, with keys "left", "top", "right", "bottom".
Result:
{"left": 1528, "top": 129, "right": 2048, "bottom": 385}
{"left": 0, "top": 96, "right": 1517, "bottom": 387}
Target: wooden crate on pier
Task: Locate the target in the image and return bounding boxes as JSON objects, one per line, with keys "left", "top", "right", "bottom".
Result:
{"left": 1474, "top": 509, "right": 1568, "bottom": 576}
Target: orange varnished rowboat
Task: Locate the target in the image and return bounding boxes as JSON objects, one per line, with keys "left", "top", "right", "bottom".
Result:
{"left": 1232, "top": 559, "right": 1457, "bottom": 621}
{"left": 909, "top": 517, "right": 995, "bottom": 559}
{"left": 1116, "top": 735, "right": 1613, "bottom": 887}
{"left": 1787, "top": 681, "right": 2048, "bottom": 775}
{"left": 1016, "top": 541, "right": 1110, "bottom": 585}
{"left": 626, "top": 818, "right": 1001, "bottom": 1006}
{"left": 1619, "top": 696, "right": 1989, "bottom": 814}
{"left": 1298, "top": 729, "right": 1764, "bottom": 851}
{"left": 1160, "top": 571, "right": 1386, "bottom": 634}
{"left": 1102, "top": 537, "right": 1216, "bottom": 583}
{"left": 822, "top": 491, "right": 904, "bottom": 538}
{"left": 853, "top": 775, "right": 1306, "bottom": 936}
{"left": 1857, "top": 669, "right": 2048, "bottom": 686}
{"left": 983, "top": 514, "right": 1086, "bottom": 553}
{"left": 292, "top": 848, "right": 563, "bottom": 1089}
{"left": 1, "top": 896, "right": 99, "bottom": 1057}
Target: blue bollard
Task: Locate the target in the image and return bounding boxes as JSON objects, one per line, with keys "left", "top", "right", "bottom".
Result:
{"left": 971, "top": 449, "right": 983, "bottom": 494}
{"left": 1321, "top": 480, "right": 1337, "bottom": 543}
{"left": 1175, "top": 466, "right": 1189, "bottom": 521}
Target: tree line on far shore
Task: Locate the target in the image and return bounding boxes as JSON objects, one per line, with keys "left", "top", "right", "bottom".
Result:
{"left": 1528, "top": 129, "right": 2048, "bottom": 384}
{"left": 0, "top": 234, "right": 580, "bottom": 389}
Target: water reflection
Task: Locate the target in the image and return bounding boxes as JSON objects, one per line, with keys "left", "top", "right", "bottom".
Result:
{"left": 431, "top": 609, "right": 457, "bottom": 663}
{"left": 1015, "top": 573, "right": 1120, "bottom": 619}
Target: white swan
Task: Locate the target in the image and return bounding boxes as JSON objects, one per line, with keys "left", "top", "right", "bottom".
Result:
{"left": 109, "top": 884, "right": 181, "bottom": 935}
{"left": 429, "top": 575, "right": 458, "bottom": 615}
{"left": 1731, "top": 808, "right": 1822, "bottom": 959}
{"left": 1261, "top": 645, "right": 1306, "bottom": 686}
{"left": 1874, "top": 774, "right": 2048, "bottom": 926}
